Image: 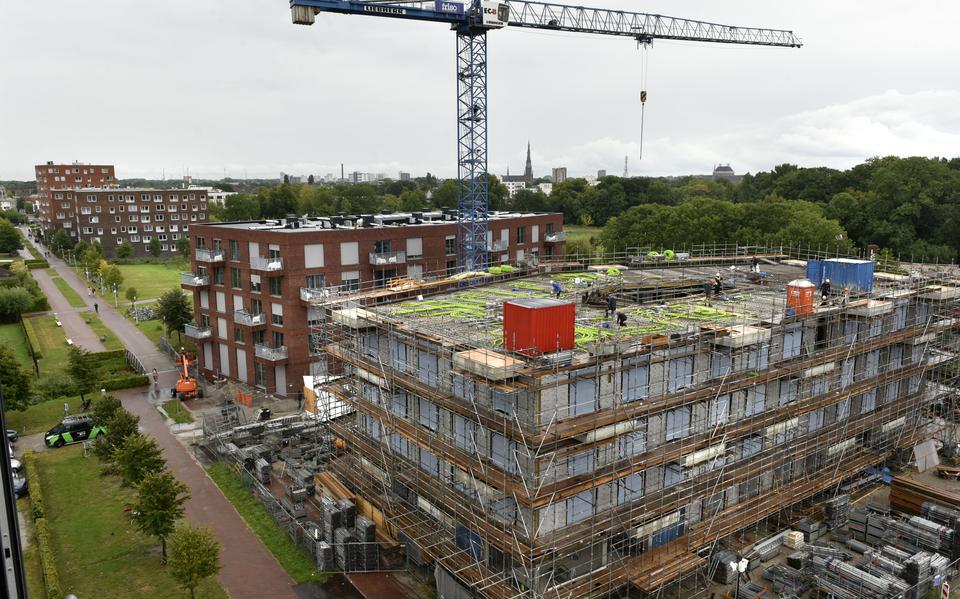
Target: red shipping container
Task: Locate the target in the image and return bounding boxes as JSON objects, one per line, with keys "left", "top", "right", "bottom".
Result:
{"left": 503, "top": 298, "right": 575, "bottom": 355}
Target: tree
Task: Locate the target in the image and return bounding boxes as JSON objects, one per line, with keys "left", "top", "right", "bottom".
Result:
{"left": 221, "top": 194, "right": 260, "bottom": 221}
{"left": 157, "top": 289, "right": 192, "bottom": 344}
{"left": 91, "top": 394, "right": 123, "bottom": 425}
{"left": 283, "top": 174, "right": 289, "bottom": 184}
{"left": 113, "top": 433, "right": 166, "bottom": 486}
{"left": 132, "top": 469, "right": 190, "bottom": 561}
{"left": 176, "top": 236, "right": 190, "bottom": 259}
{"left": 0, "top": 287, "right": 34, "bottom": 322}
{"left": 307, "top": 174, "right": 315, "bottom": 185}
{"left": 50, "top": 230, "right": 73, "bottom": 255}
{"left": 116, "top": 239, "right": 134, "bottom": 259}
{"left": 125, "top": 286, "right": 139, "bottom": 308}
{"left": 168, "top": 524, "right": 221, "bottom": 599}
{"left": 92, "top": 408, "right": 140, "bottom": 462}
{"left": 67, "top": 346, "right": 97, "bottom": 405}
{"left": 0, "top": 219, "right": 22, "bottom": 253}
{"left": 102, "top": 264, "right": 124, "bottom": 293}
{"left": 0, "top": 346, "right": 33, "bottom": 411}
{"left": 149, "top": 236, "right": 162, "bottom": 258}
{"left": 82, "top": 245, "right": 104, "bottom": 276}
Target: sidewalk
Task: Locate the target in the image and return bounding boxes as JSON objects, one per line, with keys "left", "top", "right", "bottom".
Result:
{"left": 24, "top": 232, "right": 301, "bottom": 599}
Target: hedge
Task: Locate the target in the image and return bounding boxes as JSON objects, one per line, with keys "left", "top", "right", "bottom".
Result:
{"left": 101, "top": 373, "right": 150, "bottom": 391}
{"left": 35, "top": 518, "right": 62, "bottom": 599}
{"left": 21, "top": 317, "right": 43, "bottom": 359}
{"left": 87, "top": 349, "right": 127, "bottom": 365}
{"left": 24, "top": 259, "right": 49, "bottom": 269}
{"left": 22, "top": 452, "right": 43, "bottom": 520}
{"left": 30, "top": 296, "right": 50, "bottom": 312}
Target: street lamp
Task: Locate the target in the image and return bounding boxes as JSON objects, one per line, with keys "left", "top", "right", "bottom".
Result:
{"left": 728, "top": 557, "right": 748, "bottom": 598}
{"left": 113, "top": 283, "right": 119, "bottom": 308}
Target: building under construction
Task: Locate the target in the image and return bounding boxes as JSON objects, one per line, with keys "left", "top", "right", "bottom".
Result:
{"left": 307, "top": 246, "right": 960, "bottom": 598}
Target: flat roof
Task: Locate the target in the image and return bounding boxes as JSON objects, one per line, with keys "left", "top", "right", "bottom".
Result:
{"left": 198, "top": 210, "right": 560, "bottom": 233}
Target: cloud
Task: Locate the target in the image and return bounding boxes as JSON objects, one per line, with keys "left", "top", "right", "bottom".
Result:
{"left": 537, "top": 90, "right": 960, "bottom": 177}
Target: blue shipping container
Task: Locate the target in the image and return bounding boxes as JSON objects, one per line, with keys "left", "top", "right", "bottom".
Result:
{"left": 822, "top": 258, "right": 874, "bottom": 293}
{"left": 806, "top": 259, "right": 824, "bottom": 285}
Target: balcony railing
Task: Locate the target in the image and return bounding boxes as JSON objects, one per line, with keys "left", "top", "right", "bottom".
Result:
{"left": 369, "top": 250, "right": 406, "bottom": 266}
{"left": 545, "top": 231, "right": 566, "bottom": 243}
{"left": 300, "top": 287, "right": 340, "bottom": 303}
{"left": 490, "top": 239, "right": 509, "bottom": 251}
{"left": 195, "top": 248, "right": 225, "bottom": 262}
{"left": 233, "top": 310, "right": 266, "bottom": 327}
{"left": 180, "top": 272, "right": 210, "bottom": 287}
{"left": 183, "top": 323, "right": 212, "bottom": 339}
{"left": 255, "top": 344, "right": 288, "bottom": 361}
{"left": 250, "top": 255, "right": 284, "bottom": 272}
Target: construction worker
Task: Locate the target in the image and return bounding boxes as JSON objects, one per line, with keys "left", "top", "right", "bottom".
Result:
{"left": 551, "top": 280, "right": 562, "bottom": 299}
{"left": 606, "top": 294, "right": 617, "bottom": 318}
{"left": 751, "top": 255, "right": 760, "bottom": 273}
{"left": 616, "top": 311, "right": 628, "bottom": 327}
{"left": 704, "top": 279, "right": 714, "bottom": 299}
{"left": 820, "top": 278, "right": 832, "bottom": 301}
{"left": 713, "top": 273, "right": 723, "bottom": 296}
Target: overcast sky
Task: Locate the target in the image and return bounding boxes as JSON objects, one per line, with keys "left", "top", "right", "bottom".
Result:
{"left": 2, "top": 1, "right": 959, "bottom": 181}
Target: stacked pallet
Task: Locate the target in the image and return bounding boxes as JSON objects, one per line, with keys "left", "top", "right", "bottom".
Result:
{"left": 890, "top": 475, "right": 960, "bottom": 519}
{"left": 824, "top": 494, "right": 851, "bottom": 528}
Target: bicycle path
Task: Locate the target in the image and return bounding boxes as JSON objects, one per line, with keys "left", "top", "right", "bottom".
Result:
{"left": 24, "top": 233, "right": 301, "bottom": 599}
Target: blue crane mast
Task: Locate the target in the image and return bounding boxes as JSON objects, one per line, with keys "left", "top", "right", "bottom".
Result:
{"left": 291, "top": 0, "right": 801, "bottom": 273}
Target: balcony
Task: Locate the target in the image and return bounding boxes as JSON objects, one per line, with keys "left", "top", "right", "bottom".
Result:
{"left": 233, "top": 309, "right": 266, "bottom": 327}
{"left": 369, "top": 250, "right": 406, "bottom": 267}
{"left": 300, "top": 287, "right": 340, "bottom": 304}
{"left": 490, "top": 239, "right": 509, "bottom": 251}
{"left": 184, "top": 323, "right": 212, "bottom": 339}
{"left": 195, "top": 248, "right": 225, "bottom": 262}
{"left": 180, "top": 272, "right": 210, "bottom": 287}
{"left": 250, "top": 255, "right": 284, "bottom": 272}
{"left": 544, "top": 231, "right": 566, "bottom": 243}
{"left": 255, "top": 344, "right": 288, "bottom": 361}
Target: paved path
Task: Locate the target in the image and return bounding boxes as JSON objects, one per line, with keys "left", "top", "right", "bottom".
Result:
{"left": 23, "top": 232, "right": 300, "bottom": 599}
{"left": 30, "top": 267, "right": 105, "bottom": 352}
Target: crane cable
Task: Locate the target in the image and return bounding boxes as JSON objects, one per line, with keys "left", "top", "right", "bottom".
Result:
{"left": 638, "top": 41, "right": 650, "bottom": 161}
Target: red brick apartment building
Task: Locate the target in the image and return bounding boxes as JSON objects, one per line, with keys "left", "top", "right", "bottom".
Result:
{"left": 183, "top": 211, "right": 565, "bottom": 396}
{"left": 35, "top": 161, "right": 116, "bottom": 224}
{"left": 41, "top": 188, "right": 209, "bottom": 257}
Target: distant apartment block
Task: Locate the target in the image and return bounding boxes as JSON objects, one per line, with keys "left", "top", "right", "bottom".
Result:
{"left": 552, "top": 167, "right": 568, "bottom": 183}
{"left": 35, "top": 161, "right": 116, "bottom": 226}
{"left": 183, "top": 211, "right": 564, "bottom": 397}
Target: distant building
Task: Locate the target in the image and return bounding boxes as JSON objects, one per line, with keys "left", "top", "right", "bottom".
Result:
{"left": 0, "top": 187, "right": 13, "bottom": 211}
{"left": 713, "top": 163, "right": 742, "bottom": 183}
{"left": 399, "top": 172, "right": 411, "bottom": 181}
{"left": 552, "top": 167, "right": 568, "bottom": 184}
{"left": 523, "top": 141, "right": 534, "bottom": 185}
{"left": 349, "top": 172, "right": 372, "bottom": 184}
{"left": 537, "top": 182, "right": 553, "bottom": 195}
{"left": 598, "top": 169, "right": 607, "bottom": 178}
{"left": 501, "top": 172, "right": 527, "bottom": 197}
{"left": 35, "top": 161, "right": 117, "bottom": 227}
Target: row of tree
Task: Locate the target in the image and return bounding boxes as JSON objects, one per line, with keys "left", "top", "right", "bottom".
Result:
{"left": 90, "top": 395, "right": 221, "bottom": 597}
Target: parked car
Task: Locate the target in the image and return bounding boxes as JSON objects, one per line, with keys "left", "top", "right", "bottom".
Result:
{"left": 44, "top": 415, "right": 106, "bottom": 448}
{"left": 10, "top": 460, "right": 27, "bottom": 498}
{"left": 6, "top": 429, "right": 17, "bottom": 443}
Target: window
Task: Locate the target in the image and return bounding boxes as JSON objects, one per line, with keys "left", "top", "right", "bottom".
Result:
{"left": 389, "top": 337, "right": 408, "bottom": 370}
{"left": 453, "top": 414, "right": 476, "bottom": 452}
{"left": 569, "top": 372, "right": 597, "bottom": 416}
{"left": 618, "top": 425, "right": 646, "bottom": 459}
{"left": 516, "top": 226, "right": 526, "bottom": 244}
{"left": 668, "top": 356, "right": 694, "bottom": 392}
{"left": 779, "top": 378, "right": 799, "bottom": 406}
{"left": 419, "top": 447, "right": 439, "bottom": 476}
{"left": 493, "top": 389, "right": 516, "bottom": 415}
{"left": 893, "top": 304, "right": 907, "bottom": 330}
{"left": 341, "top": 271, "right": 360, "bottom": 291}
{"left": 836, "top": 398, "right": 850, "bottom": 421}
{"left": 868, "top": 319, "right": 882, "bottom": 339}
{"left": 250, "top": 275, "right": 261, "bottom": 293}
{"left": 234, "top": 326, "right": 245, "bottom": 343}
{"left": 269, "top": 277, "right": 283, "bottom": 295}
{"left": 708, "top": 394, "right": 730, "bottom": 427}
{"left": 452, "top": 373, "right": 476, "bottom": 402}
{"left": 231, "top": 268, "right": 242, "bottom": 289}
{"left": 254, "top": 362, "right": 265, "bottom": 387}
{"left": 663, "top": 462, "right": 685, "bottom": 487}
{"left": 418, "top": 398, "right": 439, "bottom": 431}
{"left": 860, "top": 390, "right": 876, "bottom": 414}
{"left": 491, "top": 432, "right": 516, "bottom": 473}
{"left": 808, "top": 409, "right": 824, "bottom": 431}
{"left": 390, "top": 392, "right": 407, "bottom": 417}
{"left": 622, "top": 361, "right": 649, "bottom": 402}
{"left": 742, "top": 436, "right": 763, "bottom": 458}
{"left": 747, "top": 344, "right": 769, "bottom": 371}
{"left": 213, "top": 267, "right": 224, "bottom": 285}
{"left": 445, "top": 236, "right": 456, "bottom": 255}
{"left": 711, "top": 350, "right": 731, "bottom": 379}
{"left": 271, "top": 306, "right": 283, "bottom": 326}
{"left": 840, "top": 358, "right": 854, "bottom": 389}
{"left": 782, "top": 325, "right": 802, "bottom": 359}
{"left": 864, "top": 350, "right": 880, "bottom": 379}
{"left": 305, "top": 273, "right": 325, "bottom": 289}
{"left": 566, "top": 451, "right": 593, "bottom": 477}
{"left": 665, "top": 406, "right": 691, "bottom": 441}
{"left": 271, "top": 331, "right": 284, "bottom": 348}
{"left": 566, "top": 489, "right": 594, "bottom": 525}
{"left": 418, "top": 349, "right": 438, "bottom": 385}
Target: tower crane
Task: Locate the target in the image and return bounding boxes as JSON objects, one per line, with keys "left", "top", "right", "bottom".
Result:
{"left": 291, "top": 1, "right": 801, "bottom": 272}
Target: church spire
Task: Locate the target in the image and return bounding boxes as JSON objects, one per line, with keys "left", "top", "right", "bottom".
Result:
{"left": 523, "top": 140, "right": 533, "bottom": 184}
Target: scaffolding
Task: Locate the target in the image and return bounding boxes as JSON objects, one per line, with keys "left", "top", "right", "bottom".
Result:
{"left": 307, "top": 245, "right": 960, "bottom": 598}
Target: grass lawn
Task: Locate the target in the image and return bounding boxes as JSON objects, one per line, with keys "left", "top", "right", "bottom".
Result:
{"left": 26, "top": 315, "right": 71, "bottom": 377}
{"left": 83, "top": 313, "right": 123, "bottom": 351}
{"left": 50, "top": 276, "right": 87, "bottom": 308}
{"left": 34, "top": 446, "right": 229, "bottom": 599}
{"left": 116, "top": 261, "right": 188, "bottom": 301}
{"left": 564, "top": 225, "right": 603, "bottom": 244}
{"left": 207, "top": 463, "right": 329, "bottom": 584}
{"left": 5, "top": 396, "right": 85, "bottom": 436}
{"left": 124, "top": 302, "right": 196, "bottom": 353}
{"left": 0, "top": 323, "right": 33, "bottom": 370}
{"left": 161, "top": 399, "right": 194, "bottom": 424}
{"left": 18, "top": 498, "right": 46, "bottom": 598}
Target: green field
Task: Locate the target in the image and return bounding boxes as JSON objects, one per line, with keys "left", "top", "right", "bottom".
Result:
{"left": 161, "top": 399, "right": 194, "bottom": 424}
{"left": 5, "top": 396, "right": 85, "bottom": 436}
{"left": 84, "top": 313, "right": 123, "bottom": 351}
{"left": 0, "top": 323, "right": 33, "bottom": 370}
{"left": 125, "top": 301, "right": 196, "bottom": 353}
{"left": 207, "top": 463, "right": 329, "bottom": 584}
{"left": 51, "top": 276, "right": 87, "bottom": 308}
{"left": 33, "top": 447, "right": 229, "bottom": 599}
{"left": 26, "top": 315, "right": 71, "bottom": 377}
{"left": 564, "top": 225, "right": 603, "bottom": 244}
{"left": 116, "top": 261, "right": 188, "bottom": 300}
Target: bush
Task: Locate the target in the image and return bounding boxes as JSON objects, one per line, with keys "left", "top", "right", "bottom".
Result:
{"left": 35, "top": 518, "right": 62, "bottom": 599}
{"left": 101, "top": 374, "right": 150, "bottom": 391}
{"left": 32, "top": 375, "right": 78, "bottom": 402}
{"left": 22, "top": 317, "right": 43, "bottom": 359}
{"left": 29, "top": 295, "right": 49, "bottom": 312}
{"left": 22, "top": 453, "right": 43, "bottom": 520}
{"left": 24, "top": 259, "right": 49, "bottom": 270}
